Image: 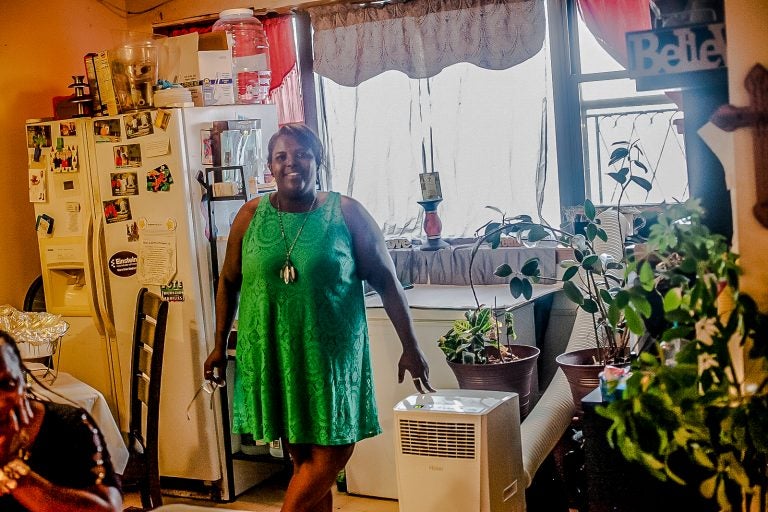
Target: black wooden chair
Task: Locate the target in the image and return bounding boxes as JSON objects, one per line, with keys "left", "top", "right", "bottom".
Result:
{"left": 121, "top": 288, "right": 168, "bottom": 510}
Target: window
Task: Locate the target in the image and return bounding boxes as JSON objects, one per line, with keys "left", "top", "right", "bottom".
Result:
{"left": 312, "top": 0, "right": 688, "bottom": 238}
{"left": 556, "top": 0, "right": 688, "bottom": 208}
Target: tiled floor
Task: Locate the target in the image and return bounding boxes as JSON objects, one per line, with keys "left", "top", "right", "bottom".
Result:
{"left": 123, "top": 472, "right": 399, "bottom": 511}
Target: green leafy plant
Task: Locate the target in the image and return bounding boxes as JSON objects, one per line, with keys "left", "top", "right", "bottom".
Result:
{"left": 437, "top": 307, "right": 516, "bottom": 364}
{"left": 597, "top": 204, "right": 768, "bottom": 512}
{"left": 480, "top": 139, "right": 651, "bottom": 365}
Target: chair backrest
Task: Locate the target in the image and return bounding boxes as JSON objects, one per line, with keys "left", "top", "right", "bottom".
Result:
{"left": 129, "top": 288, "right": 169, "bottom": 452}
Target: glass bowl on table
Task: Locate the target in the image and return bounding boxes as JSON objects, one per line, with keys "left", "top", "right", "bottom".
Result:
{"left": 0, "top": 304, "right": 69, "bottom": 383}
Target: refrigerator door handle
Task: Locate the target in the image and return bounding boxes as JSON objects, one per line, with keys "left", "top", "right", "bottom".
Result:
{"left": 85, "top": 214, "right": 107, "bottom": 337}
{"left": 93, "top": 215, "right": 117, "bottom": 339}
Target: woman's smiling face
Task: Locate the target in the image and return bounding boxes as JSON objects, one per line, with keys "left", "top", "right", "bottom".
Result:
{"left": 268, "top": 135, "right": 318, "bottom": 199}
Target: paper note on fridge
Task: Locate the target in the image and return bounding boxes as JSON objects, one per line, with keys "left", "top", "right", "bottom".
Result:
{"left": 143, "top": 138, "right": 170, "bottom": 158}
{"left": 137, "top": 235, "right": 177, "bottom": 286}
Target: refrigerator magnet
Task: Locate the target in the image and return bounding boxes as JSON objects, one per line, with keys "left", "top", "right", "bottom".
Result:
{"left": 160, "top": 281, "right": 184, "bottom": 302}
{"left": 108, "top": 251, "right": 138, "bottom": 277}
{"left": 143, "top": 138, "right": 170, "bottom": 158}
{"left": 103, "top": 198, "right": 132, "bottom": 224}
{"left": 127, "top": 222, "right": 139, "bottom": 242}
{"left": 111, "top": 172, "right": 139, "bottom": 196}
{"left": 154, "top": 110, "right": 171, "bottom": 131}
{"left": 114, "top": 143, "right": 141, "bottom": 168}
{"left": 146, "top": 164, "right": 173, "bottom": 192}
{"left": 125, "top": 111, "right": 154, "bottom": 139}
{"left": 35, "top": 214, "right": 54, "bottom": 234}
{"left": 50, "top": 145, "right": 79, "bottom": 173}
{"left": 59, "top": 121, "right": 76, "bottom": 137}
{"left": 29, "top": 169, "right": 47, "bottom": 203}
{"left": 94, "top": 119, "right": 121, "bottom": 143}
{"left": 28, "top": 125, "right": 52, "bottom": 162}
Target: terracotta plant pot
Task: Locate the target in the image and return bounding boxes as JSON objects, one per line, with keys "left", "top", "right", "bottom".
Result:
{"left": 447, "top": 344, "right": 540, "bottom": 419}
{"left": 555, "top": 347, "right": 607, "bottom": 415}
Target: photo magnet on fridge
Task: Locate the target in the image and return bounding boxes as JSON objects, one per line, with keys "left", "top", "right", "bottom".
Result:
{"left": 28, "top": 169, "right": 46, "bottom": 202}
{"left": 94, "top": 119, "right": 122, "bottom": 143}
{"left": 28, "top": 125, "right": 51, "bottom": 162}
{"left": 103, "top": 198, "right": 132, "bottom": 224}
{"left": 111, "top": 172, "right": 139, "bottom": 196}
{"left": 125, "top": 111, "right": 154, "bottom": 139}
{"left": 154, "top": 110, "right": 171, "bottom": 131}
{"left": 59, "top": 121, "right": 76, "bottom": 137}
{"left": 113, "top": 143, "right": 141, "bottom": 168}
{"left": 50, "top": 145, "right": 79, "bottom": 173}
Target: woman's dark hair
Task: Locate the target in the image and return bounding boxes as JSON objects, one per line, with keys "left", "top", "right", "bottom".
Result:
{"left": 267, "top": 123, "right": 325, "bottom": 169}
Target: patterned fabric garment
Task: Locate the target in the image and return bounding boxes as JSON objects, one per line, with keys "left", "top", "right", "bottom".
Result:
{"left": 0, "top": 402, "right": 118, "bottom": 512}
{"left": 233, "top": 191, "right": 382, "bottom": 445}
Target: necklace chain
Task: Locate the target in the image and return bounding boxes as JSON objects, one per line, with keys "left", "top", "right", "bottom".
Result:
{"left": 276, "top": 194, "right": 318, "bottom": 284}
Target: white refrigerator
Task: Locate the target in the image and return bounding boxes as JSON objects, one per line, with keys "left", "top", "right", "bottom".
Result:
{"left": 26, "top": 105, "right": 280, "bottom": 500}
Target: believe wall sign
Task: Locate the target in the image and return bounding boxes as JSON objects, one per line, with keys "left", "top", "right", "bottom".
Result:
{"left": 626, "top": 22, "right": 727, "bottom": 91}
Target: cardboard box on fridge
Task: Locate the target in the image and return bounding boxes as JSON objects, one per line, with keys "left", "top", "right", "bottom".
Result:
{"left": 162, "top": 31, "right": 234, "bottom": 106}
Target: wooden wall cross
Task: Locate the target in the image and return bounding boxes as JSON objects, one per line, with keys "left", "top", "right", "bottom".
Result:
{"left": 711, "top": 64, "right": 768, "bottom": 228}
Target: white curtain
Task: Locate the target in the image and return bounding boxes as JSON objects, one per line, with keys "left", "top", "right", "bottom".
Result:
{"left": 310, "top": 0, "right": 559, "bottom": 239}
{"left": 308, "top": 0, "right": 545, "bottom": 87}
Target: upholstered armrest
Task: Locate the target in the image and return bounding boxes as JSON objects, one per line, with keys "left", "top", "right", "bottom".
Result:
{"left": 519, "top": 307, "right": 601, "bottom": 487}
{"left": 519, "top": 372, "right": 575, "bottom": 488}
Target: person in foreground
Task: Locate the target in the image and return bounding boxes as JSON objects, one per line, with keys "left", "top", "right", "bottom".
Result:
{"left": 0, "top": 330, "right": 122, "bottom": 512}
{"left": 204, "top": 123, "right": 435, "bottom": 512}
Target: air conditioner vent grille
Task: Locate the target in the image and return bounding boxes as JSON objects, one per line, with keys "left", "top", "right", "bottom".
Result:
{"left": 398, "top": 419, "right": 476, "bottom": 459}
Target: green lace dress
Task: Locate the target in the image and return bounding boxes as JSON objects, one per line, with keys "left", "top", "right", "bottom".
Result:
{"left": 232, "top": 191, "right": 382, "bottom": 445}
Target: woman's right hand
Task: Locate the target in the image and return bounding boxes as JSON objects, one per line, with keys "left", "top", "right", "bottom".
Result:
{"left": 203, "top": 347, "right": 227, "bottom": 383}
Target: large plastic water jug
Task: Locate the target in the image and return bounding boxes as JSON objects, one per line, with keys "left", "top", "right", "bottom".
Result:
{"left": 212, "top": 8, "right": 271, "bottom": 104}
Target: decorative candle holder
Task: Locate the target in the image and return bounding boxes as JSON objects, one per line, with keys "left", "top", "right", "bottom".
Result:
{"left": 418, "top": 198, "right": 449, "bottom": 251}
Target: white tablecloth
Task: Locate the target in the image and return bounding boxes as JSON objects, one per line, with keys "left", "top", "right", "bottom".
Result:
{"left": 31, "top": 372, "right": 129, "bottom": 473}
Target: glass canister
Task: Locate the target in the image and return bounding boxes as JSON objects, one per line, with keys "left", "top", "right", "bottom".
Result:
{"left": 212, "top": 8, "right": 271, "bottom": 104}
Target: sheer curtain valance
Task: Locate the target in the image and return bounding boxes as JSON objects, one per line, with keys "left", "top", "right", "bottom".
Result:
{"left": 307, "top": 0, "right": 545, "bottom": 86}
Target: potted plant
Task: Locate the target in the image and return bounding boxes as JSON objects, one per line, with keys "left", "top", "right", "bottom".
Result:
{"left": 480, "top": 139, "right": 652, "bottom": 407}
{"left": 436, "top": 232, "right": 540, "bottom": 419}
{"left": 595, "top": 202, "right": 768, "bottom": 512}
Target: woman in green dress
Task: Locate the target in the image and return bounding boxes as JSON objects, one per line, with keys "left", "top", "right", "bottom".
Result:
{"left": 204, "top": 123, "right": 433, "bottom": 512}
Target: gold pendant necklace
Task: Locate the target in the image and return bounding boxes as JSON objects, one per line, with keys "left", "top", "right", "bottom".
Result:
{"left": 276, "top": 194, "right": 318, "bottom": 284}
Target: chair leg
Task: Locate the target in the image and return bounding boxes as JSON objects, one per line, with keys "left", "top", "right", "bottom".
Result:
{"left": 148, "top": 458, "right": 163, "bottom": 509}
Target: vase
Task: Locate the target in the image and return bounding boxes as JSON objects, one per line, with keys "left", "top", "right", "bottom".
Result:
{"left": 556, "top": 347, "right": 607, "bottom": 415}
{"left": 447, "top": 344, "right": 540, "bottom": 419}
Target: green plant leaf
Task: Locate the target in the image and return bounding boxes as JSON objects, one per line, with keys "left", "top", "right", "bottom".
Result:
{"left": 528, "top": 225, "right": 550, "bottom": 242}
{"left": 509, "top": 277, "right": 524, "bottom": 298}
{"left": 624, "top": 306, "right": 645, "bottom": 335}
{"left": 563, "top": 281, "right": 584, "bottom": 305}
{"left": 586, "top": 223, "right": 598, "bottom": 241}
{"left": 607, "top": 172, "right": 628, "bottom": 185}
{"left": 599, "top": 289, "right": 614, "bottom": 304}
{"left": 522, "top": 278, "right": 533, "bottom": 300}
{"left": 562, "top": 265, "right": 579, "bottom": 282}
{"left": 633, "top": 160, "right": 648, "bottom": 173}
{"left": 520, "top": 258, "right": 540, "bottom": 276}
{"left": 639, "top": 261, "right": 655, "bottom": 291}
{"left": 597, "top": 228, "right": 608, "bottom": 242}
{"left": 629, "top": 294, "right": 652, "bottom": 318}
{"left": 485, "top": 206, "right": 505, "bottom": 217}
{"left": 607, "top": 302, "right": 620, "bottom": 327}
{"left": 609, "top": 147, "right": 629, "bottom": 165}
{"left": 631, "top": 175, "right": 653, "bottom": 192}
{"left": 663, "top": 288, "right": 683, "bottom": 312}
{"left": 582, "top": 298, "right": 599, "bottom": 314}
{"left": 614, "top": 290, "right": 630, "bottom": 308}
{"left": 584, "top": 199, "right": 596, "bottom": 221}
{"left": 494, "top": 263, "right": 512, "bottom": 277}
{"left": 582, "top": 254, "right": 599, "bottom": 270}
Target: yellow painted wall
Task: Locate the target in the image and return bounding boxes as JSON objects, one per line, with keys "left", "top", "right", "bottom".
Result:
{"left": 725, "top": 0, "right": 768, "bottom": 309}
{"left": 0, "top": 2, "right": 126, "bottom": 308}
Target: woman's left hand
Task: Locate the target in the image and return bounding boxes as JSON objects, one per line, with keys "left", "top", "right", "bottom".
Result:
{"left": 398, "top": 347, "right": 436, "bottom": 394}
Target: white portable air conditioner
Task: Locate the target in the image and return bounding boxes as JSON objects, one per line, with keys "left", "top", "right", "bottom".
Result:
{"left": 394, "top": 389, "right": 524, "bottom": 512}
